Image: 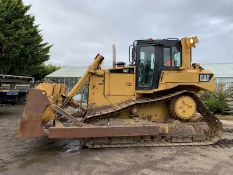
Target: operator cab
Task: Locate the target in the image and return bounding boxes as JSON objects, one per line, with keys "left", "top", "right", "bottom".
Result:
{"left": 130, "top": 39, "right": 182, "bottom": 90}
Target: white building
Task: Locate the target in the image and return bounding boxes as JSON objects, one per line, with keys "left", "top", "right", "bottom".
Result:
{"left": 202, "top": 63, "right": 233, "bottom": 89}
{"left": 45, "top": 67, "right": 87, "bottom": 92}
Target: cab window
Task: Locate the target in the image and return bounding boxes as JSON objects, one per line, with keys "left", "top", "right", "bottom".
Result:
{"left": 163, "top": 47, "right": 181, "bottom": 67}
{"left": 138, "top": 46, "right": 156, "bottom": 88}
{"left": 163, "top": 48, "right": 171, "bottom": 66}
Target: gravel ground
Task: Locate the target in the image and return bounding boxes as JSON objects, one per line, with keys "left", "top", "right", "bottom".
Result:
{"left": 0, "top": 105, "right": 233, "bottom": 175}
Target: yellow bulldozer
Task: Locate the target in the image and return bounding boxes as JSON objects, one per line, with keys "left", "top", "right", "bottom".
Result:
{"left": 18, "top": 36, "right": 223, "bottom": 148}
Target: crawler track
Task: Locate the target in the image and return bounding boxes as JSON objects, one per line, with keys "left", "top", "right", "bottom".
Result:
{"left": 78, "top": 90, "right": 224, "bottom": 148}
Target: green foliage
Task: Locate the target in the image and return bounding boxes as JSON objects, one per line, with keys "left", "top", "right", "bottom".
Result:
{"left": 200, "top": 83, "right": 230, "bottom": 114}
{"left": 31, "top": 64, "right": 60, "bottom": 80}
{"left": 0, "top": 0, "right": 52, "bottom": 77}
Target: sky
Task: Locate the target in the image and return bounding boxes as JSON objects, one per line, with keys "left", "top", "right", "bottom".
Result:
{"left": 23, "top": 0, "right": 233, "bottom": 66}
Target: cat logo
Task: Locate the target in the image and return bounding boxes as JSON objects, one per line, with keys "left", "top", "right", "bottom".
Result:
{"left": 199, "top": 74, "right": 213, "bottom": 82}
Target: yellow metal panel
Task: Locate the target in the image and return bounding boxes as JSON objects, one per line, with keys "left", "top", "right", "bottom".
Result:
{"left": 161, "top": 71, "right": 199, "bottom": 83}
{"left": 88, "top": 75, "right": 109, "bottom": 107}
{"left": 137, "top": 102, "right": 168, "bottom": 122}
{"left": 105, "top": 73, "right": 110, "bottom": 96}
{"left": 89, "top": 74, "right": 135, "bottom": 108}
{"left": 109, "top": 74, "right": 135, "bottom": 96}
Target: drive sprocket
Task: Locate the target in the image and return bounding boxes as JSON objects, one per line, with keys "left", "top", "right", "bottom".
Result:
{"left": 169, "top": 95, "right": 196, "bottom": 120}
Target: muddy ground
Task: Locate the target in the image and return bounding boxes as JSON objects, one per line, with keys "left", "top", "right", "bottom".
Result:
{"left": 0, "top": 105, "right": 233, "bottom": 175}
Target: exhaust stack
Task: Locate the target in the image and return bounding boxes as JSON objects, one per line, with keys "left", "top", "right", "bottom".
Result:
{"left": 112, "top": 44, "right": 116, "bottom": 68}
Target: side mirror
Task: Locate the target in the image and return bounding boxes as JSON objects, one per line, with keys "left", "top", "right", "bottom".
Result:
{"left": 129, "top": 45, "right": 136, "bottom": 64}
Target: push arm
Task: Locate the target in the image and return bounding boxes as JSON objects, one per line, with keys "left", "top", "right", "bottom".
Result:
{"left": 63, "top": 54, "right": 104, "bottom": 107}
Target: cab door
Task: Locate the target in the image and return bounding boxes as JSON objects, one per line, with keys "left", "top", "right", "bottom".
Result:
{"left": 136, "top": 45, "right": 160, "bottom": 90}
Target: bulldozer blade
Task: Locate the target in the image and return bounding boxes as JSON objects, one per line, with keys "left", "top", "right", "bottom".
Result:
{"left": 17, "top": 89, "right": 50, "bottom": 138}
{"left": 47, "top": 125, "right": 162, "bottom": 139}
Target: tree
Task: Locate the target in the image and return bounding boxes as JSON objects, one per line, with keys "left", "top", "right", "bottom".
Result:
{"left": 0, "top": 0, "right": 52, "bottom": 78}
{"left": 32, "top": 64, "right": 60, "bottom": 80}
